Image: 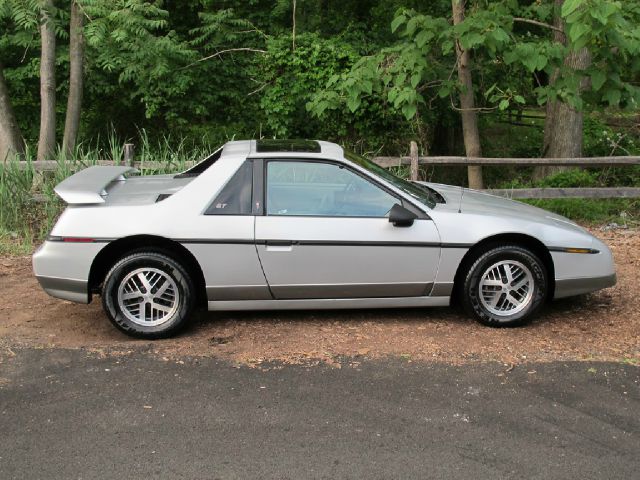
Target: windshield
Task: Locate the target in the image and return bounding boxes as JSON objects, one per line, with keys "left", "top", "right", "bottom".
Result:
{"left": 344, "top": 150, "right": 437, "bottom": 209}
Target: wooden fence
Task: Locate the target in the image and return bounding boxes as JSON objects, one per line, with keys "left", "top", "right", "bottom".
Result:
{"left": 11, "top": 141, "right": 640, "bottom": 200}
{"left": 375, "top": 141, "right": 640, "bottom": 199}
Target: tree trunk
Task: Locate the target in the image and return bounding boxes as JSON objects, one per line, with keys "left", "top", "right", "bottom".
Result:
{"left": 543, "top": 48, "right": 590, "bottom": 161}
{"left": 536, "top": 0, "right": 590, "bottom": 179}
{"left": 62, "top": 0, "right": 84, "bottom": 156}
{"left": 451, "top": 0, "right": 483, "bottom": 189}
{"left": 0, "top": 63, "right": 25, "bottom": 162}
{"left": 37, "top": 0, "right": 57, "bottom": 161}
{"left": 292, "top": 0, "right": 297, "bottom": 51}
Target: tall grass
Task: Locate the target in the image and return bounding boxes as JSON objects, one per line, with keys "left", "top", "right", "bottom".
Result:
{"left": 2, "top": 132, "right": 639, "bottom": 255}
{"left": 0, "top": 132, "right": 216, "bottom": 254}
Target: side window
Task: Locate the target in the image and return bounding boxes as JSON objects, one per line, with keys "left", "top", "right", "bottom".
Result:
{"left": 266, "top": 161, "right": 398, "bottom": 217}
{"left": 205, "top": 161, "right": 253, "bottom": 215}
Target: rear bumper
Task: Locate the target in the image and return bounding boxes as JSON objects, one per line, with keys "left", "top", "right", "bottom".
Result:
{"left": 554, "top": 273, "right": 617, "bottom": 299}
{"left": 32, "top": 240, "right": 104, "bottom": 304}
{"left": 35, "top": 275, "right": 90, "bottom": 304}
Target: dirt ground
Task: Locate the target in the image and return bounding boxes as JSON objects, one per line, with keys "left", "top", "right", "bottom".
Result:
{"left": 1, "top": 227, "right": 638, "bottom": 366}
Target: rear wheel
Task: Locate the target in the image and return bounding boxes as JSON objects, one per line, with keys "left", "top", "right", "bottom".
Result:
{"left": 102, "top": 251, "right": 195, "bottom": 338}
{"left": 461, "top": 245, "right": 548, "bottom": 327}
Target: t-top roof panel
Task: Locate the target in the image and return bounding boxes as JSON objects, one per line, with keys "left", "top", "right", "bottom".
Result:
{"left": 255, "top": 139, "right": 322, "bottom": 153}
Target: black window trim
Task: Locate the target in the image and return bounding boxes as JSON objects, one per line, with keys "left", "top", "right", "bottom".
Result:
{"left": 260, "top": 157, "right": 431, "bottom": 220}
{"left": 177, "top": 146, "right": 223, "bottom": 178}
{"left": 252, "top": 159, "right": 264, "bottom": 216}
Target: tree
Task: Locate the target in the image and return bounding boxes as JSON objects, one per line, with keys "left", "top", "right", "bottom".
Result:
{"left": 497, "top": 0, "right": 640, "bottom": 165}
{"left": 535, "top": 1, "right": 589, "bottom": 178}
{"left": 2, "top": 0, "right": 638, "bottom": 163}
{"left": 0, "top": 63, "right": 25, "bottom": 161}
{"left": 62, "top": 0, "right": 84, "bottom": 155}
{"left": 310, "top": 0, "right": 640, "bottom": 176}
{"left": 37, "top": 0, "right": 56, "bottom": 160}
{"left": 307, "top": 2, "right": 495, "bottom": 186}
{"left": 451, "top": 0, "right": 483, "bottom": 189}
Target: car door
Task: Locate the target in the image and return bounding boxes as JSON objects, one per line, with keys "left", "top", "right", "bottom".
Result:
{"left": 254, "top": 159, "right": 441, "bottom": 299}
{"left": 181, "top": 159, "right": 271, "bottom": 302}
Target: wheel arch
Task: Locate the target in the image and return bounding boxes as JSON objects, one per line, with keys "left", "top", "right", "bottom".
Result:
{"left": 89, "top": 235, "right": 207, "bottom": 307}
{"left": 451, "top": 233, "right": 555, "bottom": 304}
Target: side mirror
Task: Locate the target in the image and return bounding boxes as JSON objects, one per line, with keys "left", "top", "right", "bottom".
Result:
{"left": 388, "top": 203, "right": 417, "bottom": 227}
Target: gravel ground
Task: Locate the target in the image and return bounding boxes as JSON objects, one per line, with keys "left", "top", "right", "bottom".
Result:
{"left": 1, "top": 227, "right": 638, "bottom": 366}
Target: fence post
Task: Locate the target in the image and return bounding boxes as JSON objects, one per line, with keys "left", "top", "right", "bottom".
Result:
{"left": 410, "top": 141, "right": 419, "bottom": 181}
{"left": 124, "top": 143, "right": 135, "bottom": 168}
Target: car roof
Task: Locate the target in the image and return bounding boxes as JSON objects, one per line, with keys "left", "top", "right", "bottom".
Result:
{"left": 221, "top": 140, "right": 344, "bottom": 160}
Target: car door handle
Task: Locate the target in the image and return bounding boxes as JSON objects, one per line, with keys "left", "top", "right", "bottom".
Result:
{"left": 264, "top": 240, "right": 296, "bottom": 252}
{"left": 265, "top": 240, "right": 294, "bottom": 246}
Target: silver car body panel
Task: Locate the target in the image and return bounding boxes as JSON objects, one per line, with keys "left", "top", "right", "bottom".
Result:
{"left": 255, "top": 216, "right": 440, "bottom": 299}
{"left": 33, "top": 139, "right": 617, "bottom": 310}
{"left": 207, "top": 296, "right": 451, "bottom": 311}
{"left": 104, "top": 174, "right": 195, "bottom": 206}
{"left": 54, "top": 166, "right": 136, "bottom": 204}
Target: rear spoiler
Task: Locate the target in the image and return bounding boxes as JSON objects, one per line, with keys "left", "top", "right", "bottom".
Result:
{"left": 54, "top": 166, "right": 137, "bottom": 204}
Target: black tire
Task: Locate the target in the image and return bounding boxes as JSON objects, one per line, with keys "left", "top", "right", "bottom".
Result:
{"left": 102, "top": 251, "right": 196, "bottom": 339}
{"left": 461, "top": 245, "right": 548, "bottom": 327}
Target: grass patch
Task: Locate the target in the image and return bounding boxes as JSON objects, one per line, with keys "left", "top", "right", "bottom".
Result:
{"left": 0, "top": 229, "right": 34, "bottom": 256}
{"left": 497, "top": 167, "right": 640, "bottom": 224}
{"left": 522, "top": 198, "right": 639, "bottom": 225}
{"left": 1, "top": 131, "right": 212, "bottom": 255}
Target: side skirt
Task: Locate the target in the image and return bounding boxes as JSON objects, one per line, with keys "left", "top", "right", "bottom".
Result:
{"left": 207, "top": 296, "right": 450, "bottom": 311}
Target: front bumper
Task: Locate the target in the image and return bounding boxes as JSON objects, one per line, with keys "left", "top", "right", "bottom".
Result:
{"left": 552, "top": 236, "right": 617, "bottom": 299}
{"left": 554, "top": 273, "right": 617, "bottom": 299}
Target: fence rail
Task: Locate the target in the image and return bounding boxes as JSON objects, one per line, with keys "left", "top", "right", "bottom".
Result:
{"left": 7, "top": 141, "right": 640, "bottom": 200}
{"left": 373, "top": 155, "right": 640, "bottom": 167}
{"left": 374, "top": 142, "right": 640, "bottom": 199}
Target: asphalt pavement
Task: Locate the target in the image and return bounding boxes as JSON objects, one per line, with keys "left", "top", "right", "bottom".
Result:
{"left": 0, "top": 348, "right": 638, "bottom": 479}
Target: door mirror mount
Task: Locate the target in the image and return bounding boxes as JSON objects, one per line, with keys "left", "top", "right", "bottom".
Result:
{"left": 388, "top": 203, "right": 418, "bottom": 227}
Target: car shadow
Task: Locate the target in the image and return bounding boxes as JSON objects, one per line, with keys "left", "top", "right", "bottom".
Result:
{"left": 190, "top": 290, "right": 615, "bottom": 332}
{"left": 194, "top": 305, "right": 469, "bottom": 329}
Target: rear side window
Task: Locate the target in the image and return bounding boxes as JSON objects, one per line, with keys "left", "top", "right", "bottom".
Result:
{"left": 205, "top": 161, "right": 253, "bottom": 215}
{"left": 175, "top": 147, "right": 222, "bottom": 178}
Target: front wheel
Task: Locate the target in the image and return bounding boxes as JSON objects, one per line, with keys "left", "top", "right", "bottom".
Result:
{"left": 461, "top": 245, "right": 548, "bottom": 327}
{"left": 102, "top": 251, "right": 195, "bottom": 338}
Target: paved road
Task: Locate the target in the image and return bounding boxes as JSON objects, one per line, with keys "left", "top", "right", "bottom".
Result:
{"left": 0, "top": 348, "right": 638, "bottom": 479}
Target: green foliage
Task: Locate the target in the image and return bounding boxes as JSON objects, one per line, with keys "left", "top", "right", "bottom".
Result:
{"left": 259, "top": 33, "right": 358, "bottom": 137}
{"left": 501, "top": 0, "right": 640, "bottom": 110}
{"left": 536, "top": 169, "right": 599, "bottom": 188}
{"left": 259, "top": 33, "right": 415, "bottom": 152}
{"left": 308, "top": 8, "right": 452, "bottom": 123}
{"left": 81, "top": 0, "right": 196, "bottom": 117}
{"left": 310, "top": 0, "right": 640, "bottom": 136}
{"left": 583, "top": 117, "right": 640, "bottom": 157}
{"left": 190, "top": 8, "right": 264, "bottom": 48}
{"left": 1, "top": 0, "right": 639, "bottom": 183}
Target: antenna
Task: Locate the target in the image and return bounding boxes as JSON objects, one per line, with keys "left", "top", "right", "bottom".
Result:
{"left": 458, "top": 185, "right": 465, "bottom": 213}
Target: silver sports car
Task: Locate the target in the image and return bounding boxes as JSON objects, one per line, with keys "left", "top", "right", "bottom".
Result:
{"left": 33, "top": 139, "right": 616, "bottom": 338}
